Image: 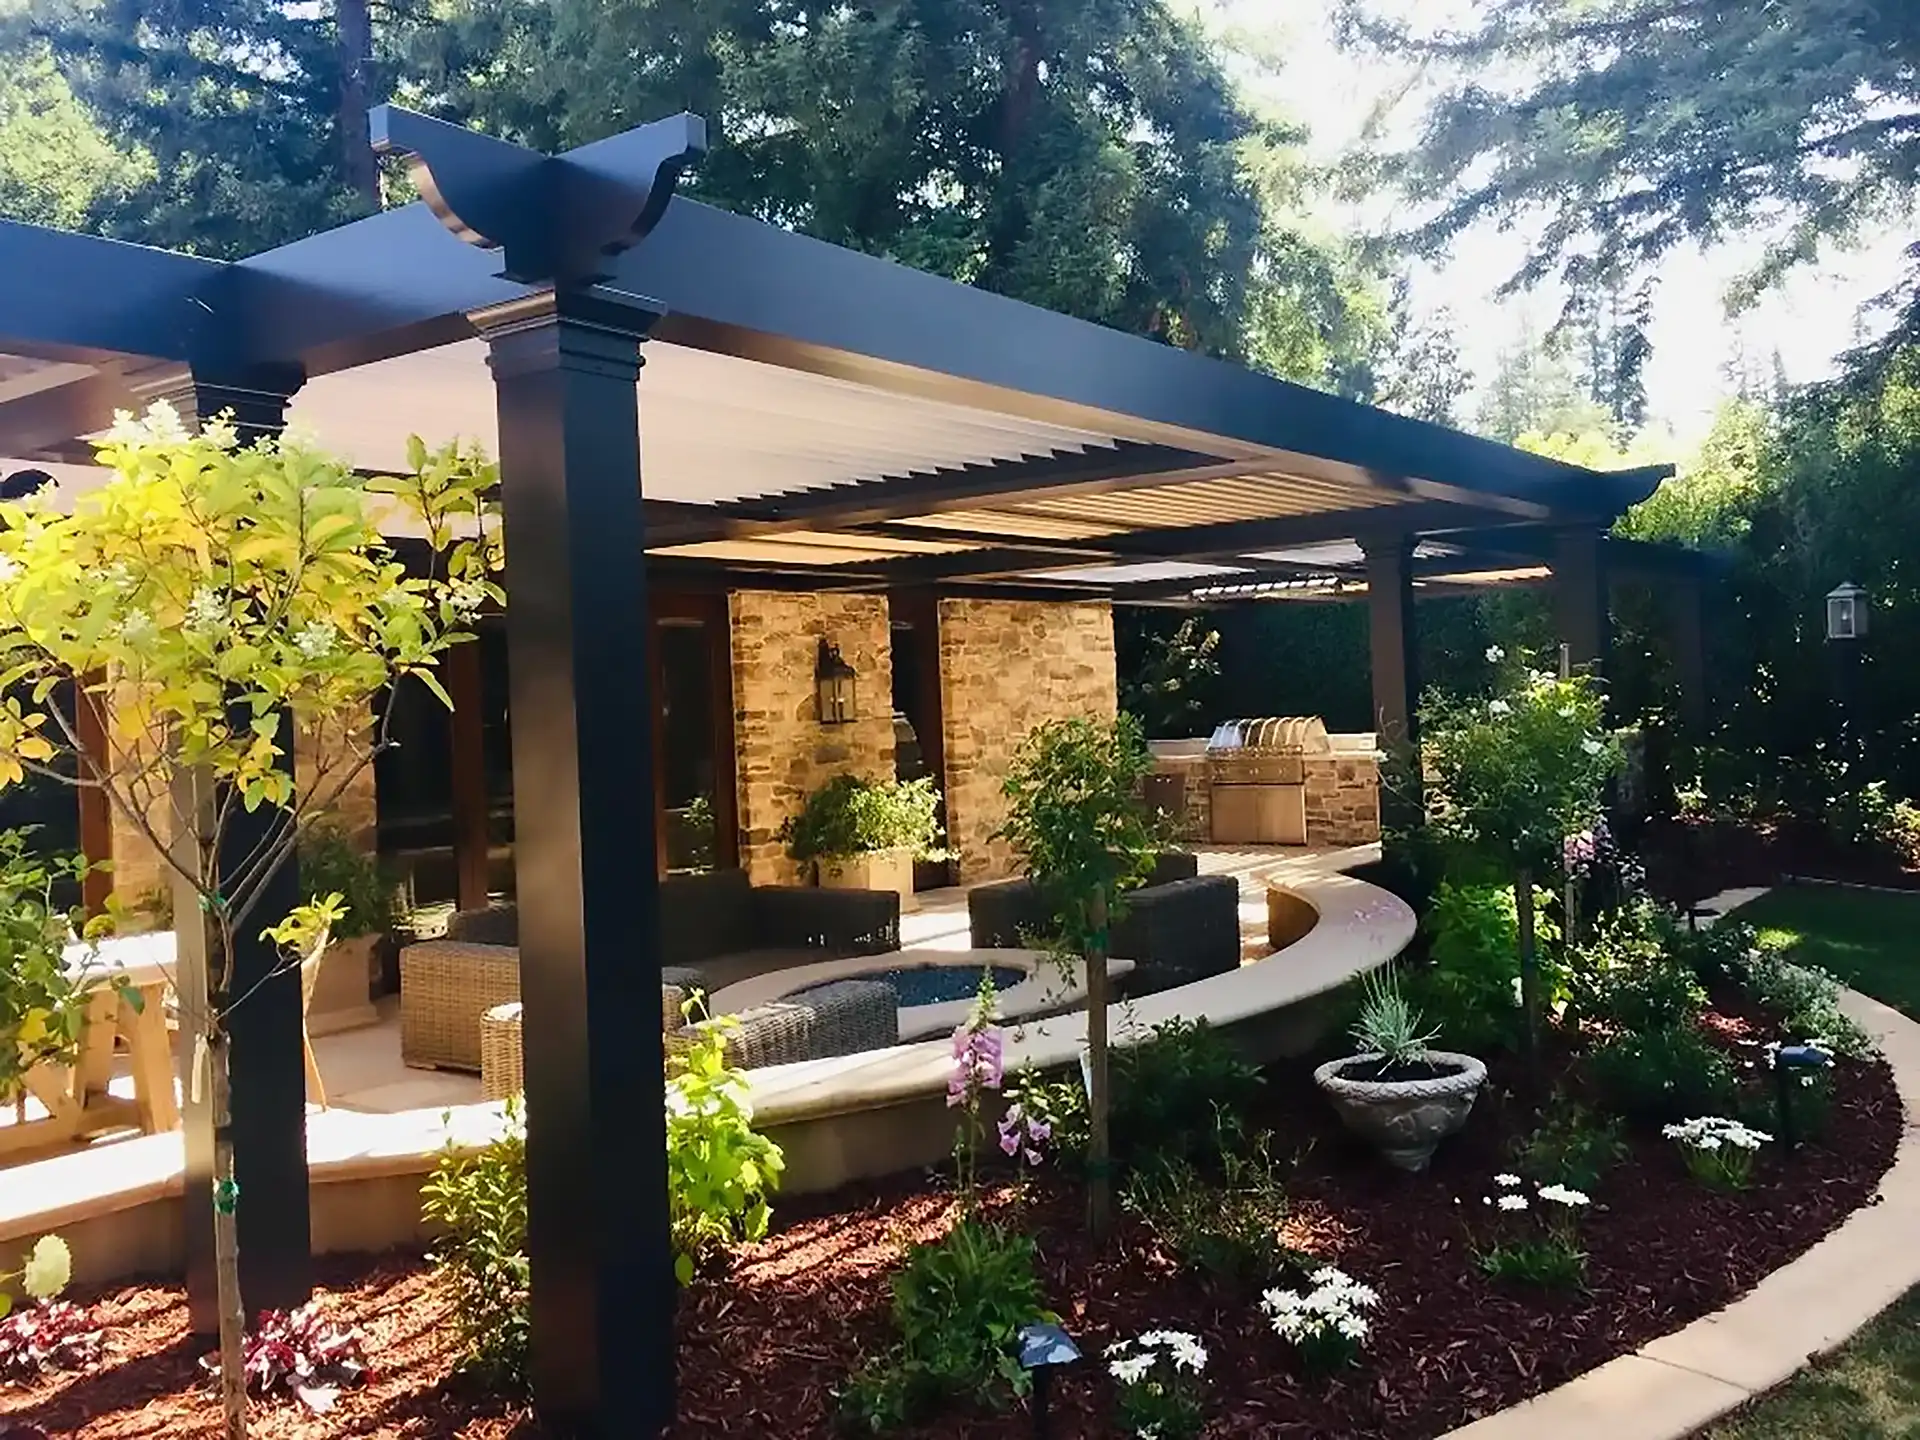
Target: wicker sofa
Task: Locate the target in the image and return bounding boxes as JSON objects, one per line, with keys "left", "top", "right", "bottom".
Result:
{"left": 402, "top": 871, "right": 901, "bottom": 1071}
{"left": 967, "top": 851, "right": 1240, "bottom": 995}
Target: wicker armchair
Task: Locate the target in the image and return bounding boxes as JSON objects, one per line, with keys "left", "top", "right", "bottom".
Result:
{"left": 480, "top": 974, "right": 896, "bottom": 1099}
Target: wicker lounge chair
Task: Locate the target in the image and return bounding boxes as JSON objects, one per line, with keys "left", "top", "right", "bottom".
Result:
{"left": 403, "top": 874, "right": 898, "bottom": 1071}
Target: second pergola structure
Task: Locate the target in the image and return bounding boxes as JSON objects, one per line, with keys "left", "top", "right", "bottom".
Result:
{"left": 0, "top": 105, "right": 1707, "bottom": 1435}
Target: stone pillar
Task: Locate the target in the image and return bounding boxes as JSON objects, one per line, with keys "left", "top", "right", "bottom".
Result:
{"left": 1553, "top": 526, "right": 1610, "bottom": 676}
{"left": 147, "top": 365, "right": 312, "bottom": 1331}
{"left": 471, "top": 285, "right": 672, "bottom": 1435}
{"left": 1361, "top": 536, "right": 1422, "bottom": 835}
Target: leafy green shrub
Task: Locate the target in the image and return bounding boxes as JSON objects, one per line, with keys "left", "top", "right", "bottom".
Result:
{"left": 1585, "top": 1024, "right": 1738, "bottom": 1125}
{"left": 1828, "top": 781, "right": 1920, "bottom": 869}
{"left": 1122, "top": 1145, "right": 1293, "bottom": 1283}
{"left": 420, "top": 1100, "right": 530, "bottom": 1387}
{"left": 1113, "top": 1017, "right": 1262, "bottom": 1171}
{"left": 780, "top": 774, "right": 944, "bottom": 861}
{"left": 1565, "top": 903, "right": 1705, "bottom": 1035}
{"left": 1743, "top": 950, "right": 1873, "bottom": 1058}
{"left": 667, "top": 1012, "right": 785, "bottom": 1282}
{"left": 297, "top": 822, "right": 400, "bottom": 939}
{"left": 0, "top": 833, "right": 105, "bottom": 1103}
{"left": 838, "top": 1217, "right": 1052, "bottom": 1432}
{"left": 1512, "top": 1098, "right": 1628, "bottom": 1192}
{"left": 1406, "top": 881, "right": 1560, "bottom": 1057}
{"left": 1004, "top": 1017, "right": 1260, "bottom": 1177}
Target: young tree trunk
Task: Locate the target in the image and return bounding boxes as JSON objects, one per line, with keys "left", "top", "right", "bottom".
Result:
{"left": 209, "top": 1024, "right": 249, "bottom": 1440}
{"left": 1085, "top": 887, "right": 1112, "bottom": 1240}
{"left": 1515, "top": 869, "right": 1540, "bottom": 1100}
{"left": 335, "top": 0, "right": 379, "bottom": 208}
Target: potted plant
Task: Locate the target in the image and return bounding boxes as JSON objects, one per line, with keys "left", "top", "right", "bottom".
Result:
{"left": 296, "top": 823, "right": 400, "bottom": 1034}
{"left": 1314, "top": 965, "right": 1486, "bottom": 1172}
{"left": 779, "top": 774, "right": 944, "bottom": 908}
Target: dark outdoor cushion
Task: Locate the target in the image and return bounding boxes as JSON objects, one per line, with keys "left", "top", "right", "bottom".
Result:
{"left": 968, "top": 864, "right": 1238, "bottom": 995}
{"left": 968, "top": 851, "right": 1199, "bottom": 950}
{"left": 440, "top": 870, "right": 901, "bottom": 977}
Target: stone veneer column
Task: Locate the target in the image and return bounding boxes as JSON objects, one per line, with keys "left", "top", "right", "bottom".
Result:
{"left": 937, "top": 598, "right": 1118, "bottom": 884}
{"left": 729, "top": 592, "right": 895, "bottom": 884}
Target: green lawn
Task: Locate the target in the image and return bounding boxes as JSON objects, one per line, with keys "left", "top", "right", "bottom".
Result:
{"left": 1733, "top": 885, "right": 1920, "bottom": 1020}
{"left": 1702, "top": 1287, "right": 1920, "bottom": 1439}
{"left": 1697, "top": 883, "right": 1920, "bottom": 1438}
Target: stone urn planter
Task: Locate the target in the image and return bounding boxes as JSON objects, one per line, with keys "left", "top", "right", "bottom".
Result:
{"left": 817, "top": 846, "right": 917, "bottom": 911}
{"left": 1313, "top": 1050, "right": 1487, "bottom": 1172}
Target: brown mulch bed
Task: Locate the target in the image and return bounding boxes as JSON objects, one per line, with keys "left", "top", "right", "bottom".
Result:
{"left": 0, "top": 1024, "right": 1901, "bottom": 1440}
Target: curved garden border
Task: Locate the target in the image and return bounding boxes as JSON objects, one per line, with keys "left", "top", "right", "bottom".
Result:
{"left": 1440, "top": 984, "right": 1920, "bottom": 1440}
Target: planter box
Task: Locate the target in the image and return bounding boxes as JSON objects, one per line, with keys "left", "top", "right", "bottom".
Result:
{"left": 817, "top": 847, "right": 917, "bottom": 911}
{"left": 307, "top": 933, "right": 381, "bottom": 1037}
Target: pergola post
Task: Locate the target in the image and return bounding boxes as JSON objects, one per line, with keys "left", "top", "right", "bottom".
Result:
{"left": 446, "top": 638, "right": 492, "bottom": 911}
{"left": 1671, "top": 576, "right": 1708, "bottom": 733}
{"left": 1552, "top": 526, "right": 1611, "bottom": 675}
{"left": 154, "top": 366, "right": 313, "bottom": 1331}
{"left": 471, "top": 286, "right": 673, "bottom": 1435}
{"left": 1361, "top": 535, "right": 1423, "bottom": 833}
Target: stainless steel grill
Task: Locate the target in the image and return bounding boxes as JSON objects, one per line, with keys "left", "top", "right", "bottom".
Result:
{"left": 1206, "top": 716, "right": 1329, "bottom": 845}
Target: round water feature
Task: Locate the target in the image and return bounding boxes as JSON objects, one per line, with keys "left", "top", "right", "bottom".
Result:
{"left": 798, "top": 963, "right": 1027, "bottom": 1010}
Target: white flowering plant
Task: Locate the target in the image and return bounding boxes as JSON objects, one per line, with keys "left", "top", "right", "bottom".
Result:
{"left": 1261, "top": 1266, "right": 1379, "bottom": 1371}
{"left": 1473, "top": 1173, "right": 1590, "bottom": 1288}
{"left": 1107, "top": 1329, "right": 1209, "bottom": 1439}
{"left": 1663, "top": 1115, "right": 1771, "bottom": 1190}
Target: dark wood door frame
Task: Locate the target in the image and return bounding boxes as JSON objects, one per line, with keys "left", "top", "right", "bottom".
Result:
{"left": 650, "top": 589, "right": 738, "bottom": 876}
{"left": 890, "top": 590, "right": 953, "bottom": 890}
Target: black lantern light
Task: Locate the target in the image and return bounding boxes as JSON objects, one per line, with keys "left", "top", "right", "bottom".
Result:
{"left": 815, "top": 638, "right": 858, "bottom": 725}
{"left": 1016, "top": 1320, "right": 1081, "bottom": 1440}
{"left": 1825, "top": 582, "right": 1869, "bottom": 643}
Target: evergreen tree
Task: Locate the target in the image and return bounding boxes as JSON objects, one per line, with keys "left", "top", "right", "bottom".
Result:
{"left": 1372, "top": 275, "right": 1471, "bottom": 425}
{"left": 1341, "top": 0, "right": 1920, "bottom": 378}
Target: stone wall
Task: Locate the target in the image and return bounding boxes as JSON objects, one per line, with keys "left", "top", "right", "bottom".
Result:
{"left": 938, "top": 598, "right": 1118, "bottom": 884}
{"left": 730, "top": 591, "right": 895, "bottom": 885}
{"left": 1303, "top": 749, "right": 1381, "bottom": 846}
{"left": 1146, "top": 746, "right": 1210, "bottom": 844}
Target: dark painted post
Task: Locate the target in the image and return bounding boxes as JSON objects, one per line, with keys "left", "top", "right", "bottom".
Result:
{"left": 470, "top": 285, "right": 672, "bottom": 1435}
{"left": 1552, "top": 527, "right": 1610, "bottom": 676}
{"left": 152, "top": 366, "right": 313, "bottom": 1331}
{"left": 1361, "top": 535, "right": 1423, "bottom": 835}
{"left": 447, "top": 638, "right": 493, "bottom": 911}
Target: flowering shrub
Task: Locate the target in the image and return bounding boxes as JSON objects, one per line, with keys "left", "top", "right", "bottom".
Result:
{"left": 1474, "top": 1174, "right": 1589, "bottom": 1288}
{"left": 203, "top": 1305, "right": 368, "bottom": 1413}
{"left": 1664, "top": 1116, "right": 1771, "bottom": 1190}
{"left": 1261, "top": 1266, "right": 1378, "bottom": 1371}
{"left": 995, "top": 1100, "right": 1051, "bottom": 1168}
{"left": 1107, "top": 1329, "right": 1209, "bottom": 1439}
{"left": 1512, "top": 1098, "right": 1627, "bottom": 1192}
{"left": 948, "top": 975, "right": 1007, "bottom": 1206}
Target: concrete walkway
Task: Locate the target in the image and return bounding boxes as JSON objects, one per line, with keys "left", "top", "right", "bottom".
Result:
{"left": 1439, "top": 982, "right": 1920, "bottom": 1440}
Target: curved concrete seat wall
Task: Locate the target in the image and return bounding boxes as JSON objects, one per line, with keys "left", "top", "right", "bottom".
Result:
{"left": 0, "top": 871, "right": 1413, "bottom": 1285}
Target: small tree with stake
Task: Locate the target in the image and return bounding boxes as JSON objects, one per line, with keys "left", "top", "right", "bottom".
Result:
{"left": 0, "top": 402, "right": 497, "bottom": 1439}
{"left": 1419, "top": 655, "right": 1620, "bottom": 1095}
{"left": 996, "top": 713, "right": 1157, "bottom": 1238}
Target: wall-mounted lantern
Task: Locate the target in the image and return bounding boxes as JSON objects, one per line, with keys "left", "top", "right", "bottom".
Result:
{"left": 816, "top": 639, "right": 858, "bottom": 725}
{"left": 1825, "top": 582, "right": 1869, "bottom": 643}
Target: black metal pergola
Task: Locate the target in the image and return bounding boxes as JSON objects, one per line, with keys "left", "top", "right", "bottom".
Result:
{"left": 0, "top": 106, "right": 1709, "bottom": 1435}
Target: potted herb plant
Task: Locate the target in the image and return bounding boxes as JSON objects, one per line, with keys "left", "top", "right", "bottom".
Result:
{"left": 296, "top": 822, "right": 401, "bottom": 1034}
{"left": 1314, "top": 965, "right": 1486, "bottom": 1171}
{"left": 779, "top": 774, "right": 944, "bottom": 909}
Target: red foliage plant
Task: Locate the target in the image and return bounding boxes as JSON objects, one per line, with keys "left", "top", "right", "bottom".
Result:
{"left": 200, "top": 1304, "right": 368, "bottom": 1413}
{"left": 0, "top": 1301, "right": 103, "bottom": 1382}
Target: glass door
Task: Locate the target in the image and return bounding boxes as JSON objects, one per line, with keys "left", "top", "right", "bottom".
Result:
{"left": 651, "top": 593, "right": 738, "bottom": 875}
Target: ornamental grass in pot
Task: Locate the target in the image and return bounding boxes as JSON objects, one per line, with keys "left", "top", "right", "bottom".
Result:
{"left": 1314, "top": 966, "right": 1486, "bottom": 1172}
{"left": 779, "top": 774, "right": 946, "bottom": 909}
